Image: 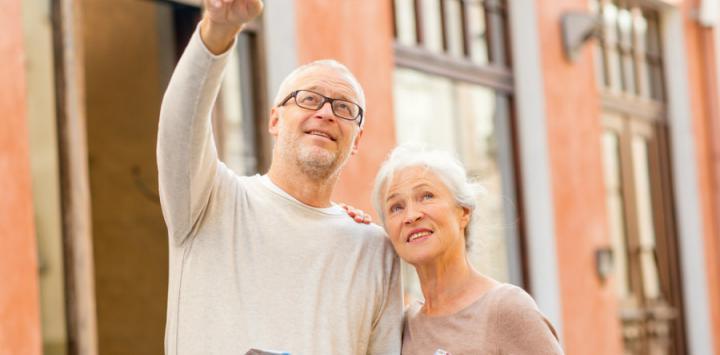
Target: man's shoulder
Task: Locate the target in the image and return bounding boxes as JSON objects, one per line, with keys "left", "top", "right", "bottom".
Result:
{"left": 338, "top": 220, "right": 389, "bottom": 242}
{"left": 331, "top": 220, "right": 395, "bottom": 254}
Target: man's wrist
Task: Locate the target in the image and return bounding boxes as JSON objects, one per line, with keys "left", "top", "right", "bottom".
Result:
{"left": 199, "top": 18, "right": 243, "bottom": 55}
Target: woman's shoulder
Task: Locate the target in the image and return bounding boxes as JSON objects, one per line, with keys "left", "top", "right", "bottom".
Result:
{"left": 488, "top": 283, "right": 562, "bottom": 344}
{"left": 486, "top": 283, "right": 548, "bottom": 327}
{"left": 487, "top": 283, "right": 540, "bottom": 311}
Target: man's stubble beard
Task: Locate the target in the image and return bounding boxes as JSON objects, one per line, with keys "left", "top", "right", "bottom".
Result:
{"left": 275, "top": 124, "right": 354, "bottom": 181}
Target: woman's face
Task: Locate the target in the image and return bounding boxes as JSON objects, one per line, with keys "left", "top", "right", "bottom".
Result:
{"left": 381, "top": 166, "right": 470, "bottom": 266}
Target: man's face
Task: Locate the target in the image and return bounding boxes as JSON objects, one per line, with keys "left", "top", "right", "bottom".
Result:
{"left": 269, "top": 66, "right": 363, "bottom": 180}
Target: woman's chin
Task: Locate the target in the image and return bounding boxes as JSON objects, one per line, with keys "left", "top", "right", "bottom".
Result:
{"left": 399, "top": 249, "right": 439, "bottom": 267}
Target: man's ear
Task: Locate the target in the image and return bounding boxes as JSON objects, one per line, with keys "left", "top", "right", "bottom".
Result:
{"left": 350, "top": 128, "right": 363, "bottom": 155}
{"left": 268, "top": 107, "right": 280, "bottom": 137}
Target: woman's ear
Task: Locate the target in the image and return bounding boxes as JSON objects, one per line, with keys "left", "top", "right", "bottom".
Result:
{"left": 459, "top": 206, "right": 471, "bottom": 230}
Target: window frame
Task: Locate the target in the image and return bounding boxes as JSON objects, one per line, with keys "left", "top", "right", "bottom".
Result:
{"left": 391, "top": 0, "right": 525, "bottom": 287}
{"left": 595, "top": 1, "right": 687, "bottom": 353}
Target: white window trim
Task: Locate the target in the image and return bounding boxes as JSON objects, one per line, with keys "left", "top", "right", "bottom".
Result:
{"left": 262, "top": 0, "right": 298, "bottom": 104}
{"left": 507, "top": 0, "right": 564, "bottom": 340}
{"left": 662, "top": 7, "right": 714, "bottom": 355}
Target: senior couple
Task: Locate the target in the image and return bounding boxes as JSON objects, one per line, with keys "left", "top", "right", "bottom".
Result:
{"left": 157, "top": 0, "right": 563, "bottom": 354}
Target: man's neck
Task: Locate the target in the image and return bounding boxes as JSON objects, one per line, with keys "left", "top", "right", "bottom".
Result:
{"left": 266, "top": 163, "right": 338, "bottom": 208}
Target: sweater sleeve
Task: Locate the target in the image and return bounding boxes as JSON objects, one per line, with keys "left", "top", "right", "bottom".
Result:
{"left": 157, "top": 27, "right": 235, "bottom": 245}
{"left": 366, "top": 238, "right": 404, "bottom": 354}
{"left": 494, "top": 286, "right": 565, "bottom": 355}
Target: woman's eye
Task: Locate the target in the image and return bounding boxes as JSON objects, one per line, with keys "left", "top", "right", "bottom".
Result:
{"left": 422, "top": 192, "right": 434, "bottom": 200}
{"left": 389, "top": 204, "right": 403, "bottom": 213}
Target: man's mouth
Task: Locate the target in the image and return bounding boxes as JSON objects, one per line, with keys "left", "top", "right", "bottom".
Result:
{"left": 305, "top": 130, "right": 336, "bottom": 142}
{"left": 407, "top": 230, "right": 433, "bottom": 243}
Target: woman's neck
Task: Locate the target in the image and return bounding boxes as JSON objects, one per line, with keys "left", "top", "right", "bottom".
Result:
{"left": 415, "top": 256, "right": 496, "bottom": 316}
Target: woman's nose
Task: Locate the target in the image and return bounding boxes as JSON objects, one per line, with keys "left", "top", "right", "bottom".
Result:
{"left": 403, "top": 207, "right": 423, "bottom": 224}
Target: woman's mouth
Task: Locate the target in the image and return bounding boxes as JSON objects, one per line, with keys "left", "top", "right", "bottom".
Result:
{"left": 407, "top": 230, "right": 433, "bottom": 243}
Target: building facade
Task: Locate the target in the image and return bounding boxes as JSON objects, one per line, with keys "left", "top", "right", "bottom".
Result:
{"left": 2, "top": 0, "right": 719, "bottom": 354}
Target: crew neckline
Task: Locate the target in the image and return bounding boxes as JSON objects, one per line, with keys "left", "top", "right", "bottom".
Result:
{"left": 259, "top": 174, "right": 344, "bottom": 215}
{"left": 413, "top": 283, "right": 510, "bottom": 319}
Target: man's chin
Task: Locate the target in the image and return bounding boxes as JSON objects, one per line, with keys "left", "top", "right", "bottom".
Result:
{"left": 300, "top": 144, "right": 334, "bottom": 159}
{"left": 298, "top": 146, "right": 338, "bottom": 169}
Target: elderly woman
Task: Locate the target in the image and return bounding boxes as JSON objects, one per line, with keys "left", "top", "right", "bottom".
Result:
{"left": 371, "top": 145, "right": 564, "bottom": 355}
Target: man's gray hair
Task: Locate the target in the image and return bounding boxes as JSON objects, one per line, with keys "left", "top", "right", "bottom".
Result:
{"left": 273, "top": 59, "right": 366, "bottom": 127}
{"left": 371, "top": 144, "right": 485, "bottom": 250}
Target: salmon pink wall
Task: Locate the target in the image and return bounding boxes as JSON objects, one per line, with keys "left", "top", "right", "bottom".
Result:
{"left": 0, "top": 0, "right": 42, "bottom": 353}
{"left": 681, "top": 1, "right": 720, "bottom": 352}
{"left": 535, "top": 1, "right": 623, "bottom": 354}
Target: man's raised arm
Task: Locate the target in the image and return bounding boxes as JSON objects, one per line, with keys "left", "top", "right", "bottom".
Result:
{"left": 156, "top": 0, "right": 263, "bottom": 244}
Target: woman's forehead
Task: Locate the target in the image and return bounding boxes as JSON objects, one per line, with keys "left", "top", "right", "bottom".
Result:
{"left": 385, "top": 167, "right": 445, "bottom": 195}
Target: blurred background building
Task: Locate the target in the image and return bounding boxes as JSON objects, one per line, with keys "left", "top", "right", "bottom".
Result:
{"left": 1, "top": 0, "right": 720, "bottom": 354}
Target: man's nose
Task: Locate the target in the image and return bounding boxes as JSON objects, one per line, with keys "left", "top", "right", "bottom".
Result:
{"left": 314, "top": 102, "right": 336, "bottom": 121}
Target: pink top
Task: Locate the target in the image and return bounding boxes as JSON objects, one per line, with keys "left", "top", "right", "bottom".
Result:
{"left": 402, "top": 284, "right": 564, "bottom": 355}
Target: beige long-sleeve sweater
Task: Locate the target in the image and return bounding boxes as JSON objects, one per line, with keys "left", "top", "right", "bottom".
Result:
{"left": 401, "top": 284, "right": 564, "bottom": 355}
{"left": 157, "top": 28, "right": 403, "bottom": 355}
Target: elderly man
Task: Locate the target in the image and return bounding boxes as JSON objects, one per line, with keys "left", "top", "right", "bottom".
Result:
{"left": 156, "top": 0, "right": 402, "bottom": 354}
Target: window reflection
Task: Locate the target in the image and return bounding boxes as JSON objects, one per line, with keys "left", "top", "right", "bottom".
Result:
{"left": 633, "top": 9, "right": 650, "bottom": 99}
{"left": 393, "top": 68, "right": 510, "bottom": 302}
{"left": 645, "top": 12, "right": 664, "bottom": 101}
{"left": 217, "top": 32, "right": 260, "bottom": 176}
{"left": 467, "top": 1, "right": 489, "bottom": 64}
{"left": 394, "top": 0, "right": 417, "bottom": 46}
{"left": 444, "top": 0, "right": 465, "bottom": 58}
{"left": 617, "top": 8, "right": 635, "bottom": 94}
{"left": 603, "top": 2, "right": 623, "bottom": 92}
{"left": 420, "top": 0, "right": 444, "bottom": 52}
{"left": 456, "top": 83, "right": 508, "bottom": 283}
{"left": 631, "top": 137, "right": 661, "bottom": 300}
{"left": 597, "top": 2, "right": 665, "bottom": 100}
{"left": 602, "top": 130, "right": 632, "bottom": 298}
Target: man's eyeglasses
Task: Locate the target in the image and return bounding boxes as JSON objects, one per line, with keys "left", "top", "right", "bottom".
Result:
{"left": 278, "top": 90, "right": 364, "bottom": 126}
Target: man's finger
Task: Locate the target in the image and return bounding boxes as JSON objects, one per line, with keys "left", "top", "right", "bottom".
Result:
{"left": 248, "top": 0, "right": 264, "bottom": 14}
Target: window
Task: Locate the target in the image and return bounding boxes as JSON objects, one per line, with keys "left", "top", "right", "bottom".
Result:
{"left": 23, "top": 0, "right": 68, "bottom": 353}
{"left": 213, "top": 23, "right": 268, "bottom": 175}
{"left": 392, "top": 0, "right": 522, "bottom": 302}
{"left": 593, "top": 1, "right": 686, "bottom": 354}
{"left": 170, "top": 2, "right": 268, "bottom": 175}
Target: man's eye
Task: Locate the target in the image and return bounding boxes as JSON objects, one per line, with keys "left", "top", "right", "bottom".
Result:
{"left": 334, "top": 102, "right": 352, "bottom": 115}
{"left": 300, "top": 94, "right": 321, "bottom": 105}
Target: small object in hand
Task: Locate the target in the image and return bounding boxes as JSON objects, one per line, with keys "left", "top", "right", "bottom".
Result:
{"left": 245, "top": 349, "right": 290, "bottom": 355}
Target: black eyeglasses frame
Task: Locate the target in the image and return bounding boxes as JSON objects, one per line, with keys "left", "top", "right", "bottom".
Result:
{"left": 278, "top": 90, "right": 364, "bottom": 127}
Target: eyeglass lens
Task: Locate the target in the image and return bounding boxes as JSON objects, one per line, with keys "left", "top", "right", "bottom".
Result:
{"left": 295, "top": 91, "right": 359, "bottom": 120}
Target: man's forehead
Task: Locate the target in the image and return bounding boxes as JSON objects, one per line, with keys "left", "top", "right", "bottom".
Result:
{"left": 291, "top": 67, "right": 362, "bottom": 103}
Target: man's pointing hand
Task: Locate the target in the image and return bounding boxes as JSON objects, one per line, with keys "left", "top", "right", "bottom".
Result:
{"left": 200, "top": 0, "right": 264, "bottom": 54}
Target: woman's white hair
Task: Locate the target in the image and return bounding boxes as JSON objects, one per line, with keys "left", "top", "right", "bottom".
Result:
{"left": 272, "top": 59, "right": 366, "bottom": 127}
{"left": 371, "top": 144, "right": 486, "bottom": 250}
